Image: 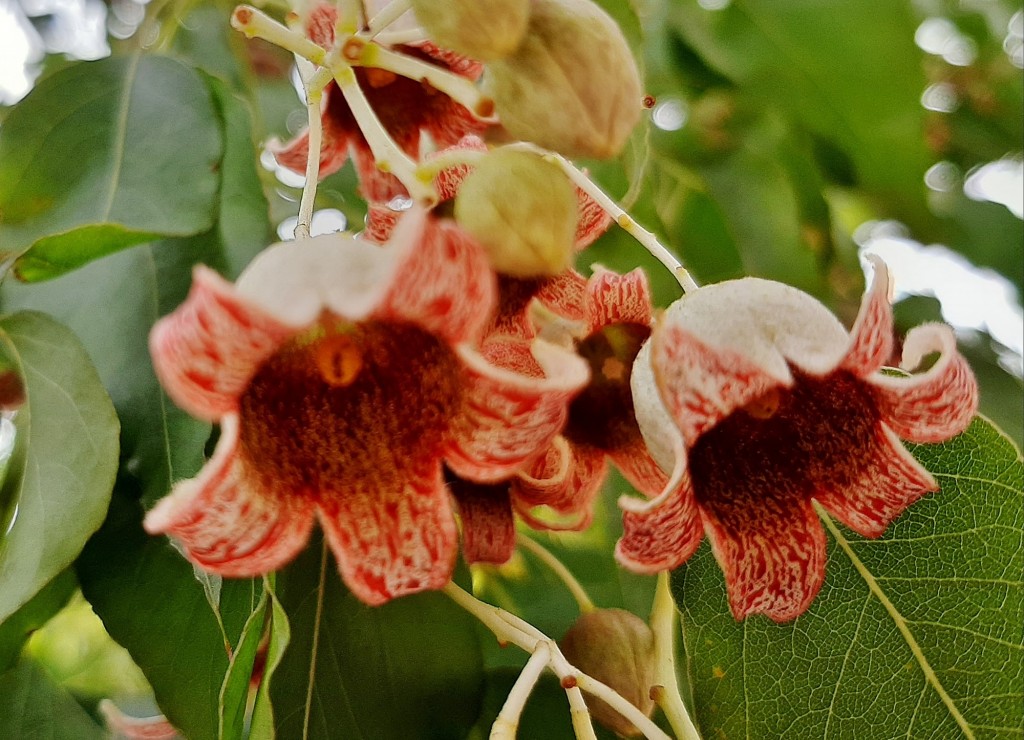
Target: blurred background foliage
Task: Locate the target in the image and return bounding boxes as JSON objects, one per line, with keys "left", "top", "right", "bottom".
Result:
{"left": 0, "top": 0, "right": 1020, "bottom": 735}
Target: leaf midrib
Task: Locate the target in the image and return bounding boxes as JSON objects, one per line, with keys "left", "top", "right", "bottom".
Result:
{"left": 99, "top": 53, "right": 142, "bottom": 223}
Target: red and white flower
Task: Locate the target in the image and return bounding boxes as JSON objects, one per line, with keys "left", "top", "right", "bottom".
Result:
{"left": 617, "top": 258, "right": 978, "bottom": 622}
{"left": 144, "top": 208, "right": 588, "bottom": 605}
{"left": 272, "top": 3, "right": 488, "bottom": 203}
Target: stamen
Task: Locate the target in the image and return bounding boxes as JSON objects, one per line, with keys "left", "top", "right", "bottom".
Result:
{"left": 314, "top": 334, "right": 364, "bottom": 387}
{"left": 742, "top": 388, "right": 784, "bottom": 420}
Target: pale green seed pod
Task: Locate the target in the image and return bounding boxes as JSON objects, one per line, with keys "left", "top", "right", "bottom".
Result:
{"left": 560, "top": 608, "right": 657, "bottom": 737}
{"left": 454, "top": 149, "right": 578, "bottom": 278}
{"left": 410, "top": 0, "right": 530, "bottom": 61}
{"left": 485, "top": 0, "right": 643, "bottom": 159}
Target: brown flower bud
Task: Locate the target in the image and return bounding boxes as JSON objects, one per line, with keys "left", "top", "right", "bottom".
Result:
{"left": 485, "top": 0, "right": 642, "bottom": 158}
{"left": 454, "top": 149, "right": 577, "bottom": 278}
{"left": 410, "top": 0, "right": 530, "bottom": 61}
{"left": 560, "top": 608, "right": 656, "bottom": 737}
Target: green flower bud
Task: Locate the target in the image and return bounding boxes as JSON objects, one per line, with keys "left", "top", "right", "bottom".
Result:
{"left": 560, "top": 608, "right": 656, "bottom": 737}
{"left": 410, "top": 0, "right": 530, "bottom": 61}
{"left": 454, "top": 149, "right": 577, "bottom": 278}
{"left": 485, "top": 0, "right": 642, "bottom": 158}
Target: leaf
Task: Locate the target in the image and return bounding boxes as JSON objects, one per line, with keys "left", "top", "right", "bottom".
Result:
{"left": 673, "top": 417, "right": 1024, "bottom": 737}
{"left": 665, "top": 0, "right": 932, "bottom": 228}
{"left": 0, "top": 312, "right": 119, "bottom": 623}
{"left": 265, "top": 537, "right": 485, "bottom": 740}
{"left": 219, "top": 584, "right": 268, "bottom": 740}
{"left": 0, "top": 660, "right": 106, "bottom": 739}
{"left": 0, "top": 570, "right": 76, "bottom": 672}
{"left": 77, "top": 486, "right": 262, "bottom": 740}
{"left": 249, "top": 575, "right": 290, "bottom": 738}
{"left": 0, "top": 55, "right": 221, "bottom": 281}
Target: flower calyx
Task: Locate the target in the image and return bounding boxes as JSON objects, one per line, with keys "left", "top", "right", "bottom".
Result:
{"left": 484, "top": 0, "right": 643, "bottom": 158}
{"left": 559, "top": 608, "right": 657, "bottom": 737}
{"left": 454, "top": 148, "right": 578, "bottom": 278}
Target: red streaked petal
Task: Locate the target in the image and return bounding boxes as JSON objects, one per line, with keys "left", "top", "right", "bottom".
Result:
{"left": 446, "top": 338, "right": 590, "bottom": 482}
{"left": 513, "top": 438, "right": 606, "bottom": 516}
{"left": 702, "top": 496, "right": 826, "bottom": 623}
{"left": 615, "top": 474, "right": 703, "bottom": 573}
{"left": 841, "top": 256, "right": 894, "bottom": 376}
{"left": 586, "top": 267, "right": 653, "bottom": 333}
{"left": 607, "top": 435, "right": 669, "bottom": 499}
{"left": 427, "top": 135, "right": 488, "bottom": 202}
{"left": 352, "top": 141, "right": 410, "bottom": 204}
{"left": 150, "top": 267, "right": 295, "bottom": 421}
{"left": 450, "top": 478, "right": 516, "bottom": 564}
{"left": 535, "top": 270, "right": 588, "bottom": 323}
{"left": 380, "top": 213, "right": 496, "bottom": 345}
{"left": 269, "top": 120, "right": 352, "bottom": 180}
{"left": 652, "top": 324, "right": 790, "bottom": 446}
{"left": 815, "top": 424, "right": 937, "bottom": 538}
{"left": 317, "top": 459, "right": 458, "bottom": 605}
{"left": 143, "top": 415, "right": 315, "bottom": 576}
{"left": 574, "top": 188, "right": 612, "bottom": 250}
{"left": 872, "top": 323, "right": 979, "bottom": 443}
{"left": 363, "top": 203, "right": 402, "bottom": 244}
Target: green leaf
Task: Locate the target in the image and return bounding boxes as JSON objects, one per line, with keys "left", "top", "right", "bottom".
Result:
{"left": 219, "top": 584, "right": 269, "bottom": 740}
{"left": 249, "top": 575, "right": 290, "bottom": 738}
{"left": 0, "top": 312, "right": 118, "bottom": 623}
{"left": 265, "top": 538, "right": 485, "bottom": 740}
{"left": 0, "top": 660, "right": 105, "bottom": 739}
{"left": 77, "top": 487, "right": 261, "bottom": 740}
{"left": 673, "top": 417, "right": 1023, "bottom": 737}
{"left": 0, "top": 570, "right": 76, "bottom": 672}
{"left": 665, "top": 0, "right": 932, "bottom": 228}
{"left": 0, "top": 55, "right": 221, "bottom": 281}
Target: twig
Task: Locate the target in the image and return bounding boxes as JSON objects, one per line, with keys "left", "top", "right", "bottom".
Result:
{"left": 518, "top": 535, "right": 596, "bottom": 613}
{"left": 293, "top": 55, "right": 323, "bottom": 239}
{"left": 650, "top": 572, "right": 702, "bottom": 740}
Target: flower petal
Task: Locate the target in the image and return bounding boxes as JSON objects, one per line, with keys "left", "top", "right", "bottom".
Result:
{"left": 236, "top": 231, "right": 399, "bottom": 327}
{"left": 648, "top": 324, "right": 792, "bottom": 447}
{"left": 840, "top": 256, "right": 894, "bottom": 376}
{"left": 615, "top": 475, "right": 703, "bottom": 574}
{"left": 872, "top": 323, "right": 979, "bottom": 443}
{"left": 379, "top": 211, "right": 496, "bottom": 345}
{"left": 585, "top": 267, "right": 653, "bottom": 333}
{"left": 702, "top": 495, "right": 826, "bottom": 622}
{"left": 574, "top": 188, "right": 612, "bottom": 250}
{"left": 446, "top": 338, "right": 590, "bottom": 482}
{"left": 429, "top": 135, "right": 488, "bottom": 202}
{"left": 352, "top": 141, "right": 410, "bottom": 204}
{"left": 269, "top": 119, "right": 352, "bottom": 181}
{"left": 535, "top": 270, "right": 588, "bottom": 323}
{"left": 607, "top": 435, "right": 669, "bottom": 499}
{"left": 317, "top": 459, "right": 458, "bottom": 605}
{"left": 815, "top": 425, "right": 937, "bottom": 538}
{"left": 144, "top": 415, "right": 316, "bottom": 575}
{"left": 363, "top": 203, "right": 402, "bottom": 245}
{"left": 513, "top": 437, "right": 605, "bottom": 517}
{"left": 450, "top": 478, "right": 516, "bottom": 564}
{"left": 150, "top": 268, "right": 295, "bottom": 421}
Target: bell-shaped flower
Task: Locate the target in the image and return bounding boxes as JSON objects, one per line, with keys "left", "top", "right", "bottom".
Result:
{"left": 144, "top": 208, "right": 588, "bottom": 605}
{"left": 617, "top": 258, "right": 978, "bottom": 622}
{"left": 271, "top": 3, "right": 488, "bottom": 203}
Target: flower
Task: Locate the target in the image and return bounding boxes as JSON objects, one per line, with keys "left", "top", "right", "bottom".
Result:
{"left": 144, "top": 208, "right": 588, "bottom": 605}
{"left": 271, "top": 3, "right": 488, "bottom": 203}
{"left": 617, "top": 258, "right": 978, "bottom": 622}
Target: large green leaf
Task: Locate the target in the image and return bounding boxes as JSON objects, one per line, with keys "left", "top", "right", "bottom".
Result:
{"left": 265, "top": 538, "right": 485, "bottom": 740}
{"left": 0, "top": 570, "right": 76, "bottom": 672}
{"left": 673, "top": 417, "right": 1023, "bottom": 737}
{"left": 0, "top": 660, "right": 105, "bottom": 739}
{"left": 0, "top": 312, "right": 118, "bottom": 623}
{"left": 0, "top": 55, "right": 221, "bottom": 281}
{"left": 77, "top": 487, "right": 261, "bottom": 740}
{"left": 665, "top": 0, "right": 932, "bottom": 229}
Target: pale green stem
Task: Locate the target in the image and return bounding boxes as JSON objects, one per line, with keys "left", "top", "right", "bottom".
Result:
{"left": 490, "top": 642, "right": 551, "bottom": 739}
{"left": 372, "top": 27, "right": 427, "bottom": 45}
{"left": 348, "top": 40, "right": 495, "bottom": 119}
{"left": 334, "top": 0, "right": 362, "bottom": 35}
{"left": 650, "top": 571, "right": 702, "bottom": 740}
{"left": 363, "top": 0, "right": 411, "bottom": 37}
{"left": 294, "top": 56, "right": 323, "bottom": 239}
{"left": 506, "top": 143, "right": 699, "bottom": 294}
{"left": 231, "top": 5, "right": 326, "bottom": 64}
{"left": 518, "top": 535, "right": 596, "bottom": 614}
{"left": 443, "top": 583, "right": 669, "bottom": 740}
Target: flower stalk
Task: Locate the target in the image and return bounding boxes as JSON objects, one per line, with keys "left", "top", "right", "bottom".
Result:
{"left": 294, "top": 55, "right": 323, "bottom": 239}
{"left": 518, "top": 535, "right": 595, "bottom": 613}
{"left": 650, "top": 571, "right": 702, "bottom": 740}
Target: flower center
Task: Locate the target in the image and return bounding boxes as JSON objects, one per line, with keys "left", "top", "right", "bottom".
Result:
{"left": 688, "top": 370, "right": 881, "bottom": 511}
{"left": 237, "top": 320, "right": 463, "bottom": 494}
{"left": 564, "top": 323, "right": 651, "bottom": 451}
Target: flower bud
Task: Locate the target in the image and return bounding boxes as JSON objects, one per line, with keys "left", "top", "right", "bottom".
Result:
{"left": 560, "top": 608, "right": 656, "bottom": 737}
{"left": 485, "top": 0, "right": 642, "bottom": 158}
{"left": 410, "top": 0, "right": 530, "bottom": 61}
{"left": 454, "top": 149, "right": 577, "bottom": 278}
